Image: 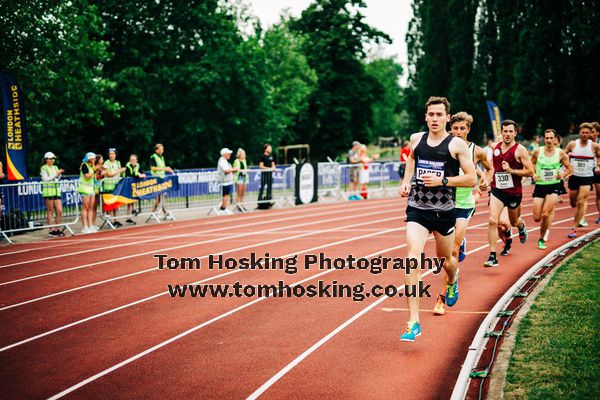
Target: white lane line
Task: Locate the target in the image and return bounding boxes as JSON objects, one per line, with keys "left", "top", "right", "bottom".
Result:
{"left": 0, "top": 198, "right": 399, "bottom": 258}
{"left": 0, "top": 204, "right": 400, "bottom": 287}
{"left": 1, "top": 223, "right": 407, "bottom": 352}
{"left": 245, "top": 213, "right": 592, "bottom": 399}
{"left": 45, "top": 240, "right": 411, "bottom": 400}
{"left": 0, "top": 199, "right": 398, "bottom": 269}
{"left": 0, "top": 211, "right": 406, "bottom": 311}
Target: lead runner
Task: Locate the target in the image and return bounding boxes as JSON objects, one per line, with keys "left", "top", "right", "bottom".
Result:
{"left": 399, "top": 96, "right": 476, "bottom": 342}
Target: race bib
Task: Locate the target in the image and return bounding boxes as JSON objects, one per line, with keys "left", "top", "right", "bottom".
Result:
{"left": 572, "top": 158, "right": 594, "bottom": 176}
{"left": 495, "top": 172, "right": 514, "bottom": 189}
{"left": 541, "top": 168, "right": 558, "bottom": 182}
{"left": 415, "top": 159, "right": 445, "bottom": 184}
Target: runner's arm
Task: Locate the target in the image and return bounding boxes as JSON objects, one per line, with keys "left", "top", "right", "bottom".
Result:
{"left": 445, "top": 139, "right": 476, "bottom": 188}
{"left": 475, "top": 145, "right": 493, "bottom": 189}
{"left": 558, "top": 150, "right": 572, "bottom": 180}
{"left": 507, "top": 145, "right": 535, "bottom": 177}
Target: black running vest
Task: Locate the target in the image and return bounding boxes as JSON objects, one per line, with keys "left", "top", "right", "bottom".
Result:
{"left": 408, "top": 132, "right": 460, "bottom": 211}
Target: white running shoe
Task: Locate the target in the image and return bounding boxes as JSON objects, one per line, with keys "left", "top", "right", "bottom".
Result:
{"left": 543, "top": 229, "right": 550, "bottom": 242}
{"left": 81, "top": 227, "right": 91, "bottom": 234}
{"left": 91, "top": 225, "right": 99, "bottom": 232}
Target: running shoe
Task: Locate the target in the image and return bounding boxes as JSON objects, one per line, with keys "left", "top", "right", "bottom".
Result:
{"left": 538, "top": 239, "right": 547, "bottom": 250}
{"left": 81, "top": 227, "right": 91, "bottom": 234}
{"left": 400, "top": 321, "right": 422, "bottom": 342}
{"left": 91, "top": 225, "right": 99, "bottom": 232}
{"left": 125, "top": 219, "right": 136, "bottom": 225}
{"left": 579, "top": 218, "right": 588, "bottom": 227}
{"left": 568, "top": 227, "right": 576, "bottom": 238}
{"left": 433, "top": 296, "right": 446, "bottom": 315}
{"left": 543, "top": 229, "right": 550, "bottom": 242}
{"left": 596, "top": 217, "right": 600, "bottom": 224}
{"left": 501, "top": 238, "right": 512, "bottom": 256}
{"left": 458, "top": 237, "right": 467, "bottom": 262}
{"left": 518, "top": 222, "right": 528, "bottom": 243}
{"left": 484, "top": 254, "right": 499, "bottom": 267}
{"left": 446, "top": 272, "right": 459, "bottom": 307}
{"left": 113, "top": 221, "right": 123, "bottom": 228}
{"left": 48, "top": 230, "right": 58, "bottom": 237}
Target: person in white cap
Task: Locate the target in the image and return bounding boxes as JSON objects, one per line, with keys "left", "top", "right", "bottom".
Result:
{"left": 78, "top": 152, "right": 96, "bottom": 234}
{"left": 41, "top": 152, "right": 65, "bottom": 237}
{"left": 217, "top": 147, "right": 238, "bottom": 215}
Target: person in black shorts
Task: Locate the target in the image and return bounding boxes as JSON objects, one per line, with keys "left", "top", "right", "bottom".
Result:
{"left": 399, "top": 96, "right": 476, "bottom": 342}
{"left": 258, "top": 144, "right": 276, "bottom": 209}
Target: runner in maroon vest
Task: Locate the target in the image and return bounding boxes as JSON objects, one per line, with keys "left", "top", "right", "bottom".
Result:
{"left": 484, "top": 120, "right": 534, "bottom": 267}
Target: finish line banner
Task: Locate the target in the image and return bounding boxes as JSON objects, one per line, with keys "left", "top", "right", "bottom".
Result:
{"left": 102, "top": 175, "right": 180, "bottom": 211}
{"left": 0, "top": 72, "right": 28, "bottom": 180}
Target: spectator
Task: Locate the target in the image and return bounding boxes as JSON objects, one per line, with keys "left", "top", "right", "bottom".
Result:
{"left": 399, "top": 140, "right": 411, "bottom": 178}
{"left": 40, "top": 152, "right": 64, "bottom": 237}
{"left": 233, "top": 148, "right": 248, "bottom": 211}
{"left": 93, "top": 154, "right": 105, "bottom": 231}
{"left": 528, "top": 135, "right": 540, "bottom": 155}
{"left": 150, "top": 143, "right": 174, "bottom": 220}
{"left": 123, "top": 154, "right": 146, "bottom": 224}
{"left": 358, "top": 144, "right": 379, "bottom": 199}
{"left": 78, "top": 152, "right": 96, "bottom": 234}
{"left": 103, "top": 148, "right": 126, "bottom": 227}
{"left": 217, "top": 148, "right": 238, "bottom": 215}
{"left": 257, "top": 144, "right": 276, "bottom": 209}
{"left": 347, "top": 141, "right": 361, "bottom": 200}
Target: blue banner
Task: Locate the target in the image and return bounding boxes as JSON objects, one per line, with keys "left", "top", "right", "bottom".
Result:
{"left": 486, "top": 100, "right": 503, "bottom": 141}
{"left": 0, "top": 72, "right": 28, "bottom": 180}
{"left": 103, "top": 175, "right": 180, "bottom": 210}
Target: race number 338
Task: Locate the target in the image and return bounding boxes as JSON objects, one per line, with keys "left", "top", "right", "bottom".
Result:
{"left": 495, "top": 172, "right": 514, "bottom": 189}
{"left": 415, "top": 159, "right": 445, "bottom": 183}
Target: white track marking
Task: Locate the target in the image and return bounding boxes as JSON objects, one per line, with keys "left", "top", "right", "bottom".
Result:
{"left": 0, "top": 200, "right": 398, "bottom": 269}
{"left": 0, "top": 205, "right": 400, "bottom": 286}
{"left": 245, "top": 213, "right": 593, "bottom": 398}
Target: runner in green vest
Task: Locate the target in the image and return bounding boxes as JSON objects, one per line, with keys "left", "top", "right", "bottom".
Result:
{"left": 124, "top": 154, "right": 146, "bottom": 224}
{"left": 433, "top": 112, "right": 493, "bottom": 316}
{"left": 233, "top": 148, "right": 248, "bottom": 211}
{"left": 41, "top": 151, "right": 65, "bottom": 237}
{"left": 78, "top": 152, "right": 96, "bottom": 234}
{"left": 150, "top": 143, "right": 174, "bottom": 219}
{"left": 531, "top": 129, "right": 572, "bottom": 249}
{"left": 103, "top": 148, "right": 126, "bottom": 227}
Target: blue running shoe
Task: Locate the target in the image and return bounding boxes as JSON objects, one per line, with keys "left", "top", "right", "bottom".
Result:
{"left": 596, "top": 217, "right": 600, "bottom": 224}
{"left": 458, "top": 237, "right": 467, "bottom": 262}
{"left": 518, "top": 222, "right": 528, "bottom": 244}
{"left": 446, "top": 271, "right": 459, "bottom": 307}
{"left": 400, "top": 321, "right": 422, "bottom": 342}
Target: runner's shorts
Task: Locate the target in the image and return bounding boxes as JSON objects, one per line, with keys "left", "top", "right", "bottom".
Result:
{"left": 455, "top": 207, "right": 475, "bottom": 220}
{"left": 406, "top": 206, "right": 456, "bottom": 236}
{"left": 533, "top": 183, "right": 563, "bottom": 198}
{"left": 491, "top": 188, "right": 522, "bottom": 209}
{"left": 568, "top": 176, "right": 594, "bottom": 191}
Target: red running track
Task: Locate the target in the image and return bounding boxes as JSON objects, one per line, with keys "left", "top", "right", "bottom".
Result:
{"left": 0, "top": 189, "right": 596, "bottom": 399}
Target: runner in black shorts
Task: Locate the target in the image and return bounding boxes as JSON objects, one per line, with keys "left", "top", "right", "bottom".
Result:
{"left": 484, "top": 120, "right": 534, "bottom": 267}
{"left": 399, "top": 96, "right": 476, "bottom": 342}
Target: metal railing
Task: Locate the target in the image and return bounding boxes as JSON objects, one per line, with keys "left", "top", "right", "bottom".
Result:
{"left": 0, "top": 179, "right": 80, "bottom": 243}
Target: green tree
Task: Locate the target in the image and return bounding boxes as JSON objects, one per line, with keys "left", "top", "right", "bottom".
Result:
{"left": 0, "top": 0, "right": 116, "bottom": 173}
{"left": 291, "top": 0, "right": 391, "bottom": 159}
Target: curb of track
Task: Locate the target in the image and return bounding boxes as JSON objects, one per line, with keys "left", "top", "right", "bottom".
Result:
{"left": 450, "top": 227, "right": 600, "bottom": 400}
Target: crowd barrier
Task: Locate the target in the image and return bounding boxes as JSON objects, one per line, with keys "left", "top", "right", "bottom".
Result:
{"left": 0, "top": 161, "right": 403, "bottom": 241}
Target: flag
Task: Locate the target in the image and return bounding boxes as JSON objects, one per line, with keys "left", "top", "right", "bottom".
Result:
{"left": 0, "top": 72, "right": 28, "bottom": 180}
{"left": 486, "top": 100, "right": 503, "bottom": 141}
{"left": 102, "top": 175, "right": 179, "bottom": 212}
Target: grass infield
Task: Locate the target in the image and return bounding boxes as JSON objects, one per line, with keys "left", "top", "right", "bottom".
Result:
{"left": 504, "top": 239, "right": 600, "bottom": 399}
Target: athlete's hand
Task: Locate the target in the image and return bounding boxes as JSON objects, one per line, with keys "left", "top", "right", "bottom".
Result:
{"left": 421, "top": 174, "right": 442, "bottom": 187}
{"left": 533, "top": 174, "right": 540, "bottom": 182}
{"left": 400, "top": 182, "right": 411, "bottom": 197}
{"left": 479, "top": 179, "right": 488, "bottom": 191}
{"left": 501, "top": 161, "right": 511, "bottom": 172}
{"left": 556, "top": 173, "right": 563, "bottom": 180}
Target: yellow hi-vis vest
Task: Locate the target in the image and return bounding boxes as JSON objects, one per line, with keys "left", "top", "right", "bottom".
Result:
{"left": 102, "top": 159, "right": 121, "bottom": 192}
{"left": 40, "top": 164, "right": 61, "bottom": 198}
{"left": 78, "top": 163, "right": 95, "bottom": 195}
{"left": 151, "top": 153, "right": 166, "bottom": 177}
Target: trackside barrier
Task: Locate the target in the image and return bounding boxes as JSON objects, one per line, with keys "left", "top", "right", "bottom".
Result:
{"left": 339, "top": 162, "right": 387, "bottom": 200}
{"left": 382, "top": 161, "right": 403, "bottom": 195}
{"left": 450, "top": 228, "right": 600, "bottom": 400}
{"left": 317, "top": 162, "right": 343, "bottom": 200}
{"left": 0, "top": 180, "right": 80, "bottom": 243}
{"left": 234, "top": 166, "right": 296, "bottom": 211}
